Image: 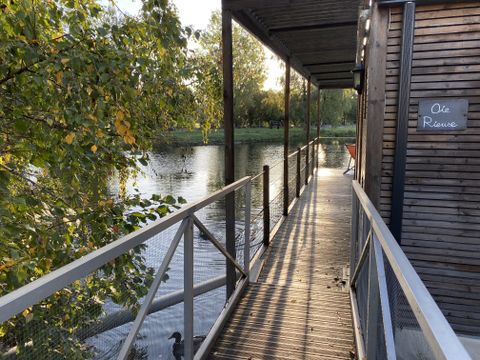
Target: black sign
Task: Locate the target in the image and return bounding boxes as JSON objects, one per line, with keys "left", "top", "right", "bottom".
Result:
{"left": 417, "top": 99, "right": 468, "bottom": 131}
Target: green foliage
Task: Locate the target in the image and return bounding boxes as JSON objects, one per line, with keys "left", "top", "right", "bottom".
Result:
{"left": 183, "top": 13, "right": 356, "bottom": 136}
{"left": 0, "top": 0, "right": 194, "bottom": 357}
{"left": 247, "top": 90, "right": 284, "bottom": 127}
{"left": 278, "top": 69, "right": 357, "bottom": 127}
{"left": 320, "top": 89, "right": 357, "bottom": 126}
{"left": 164, "top": 127, "right": 307, "bottom": 146}
{"left": 191, "top": 11, "right": 267, "bottom": 134}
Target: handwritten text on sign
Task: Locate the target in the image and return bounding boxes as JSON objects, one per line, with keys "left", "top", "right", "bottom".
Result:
{"left": 418, "top": 99, "right": 468, "bottom": 131}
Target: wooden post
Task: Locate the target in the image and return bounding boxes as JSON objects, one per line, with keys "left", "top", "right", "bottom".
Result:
{"left": 222, "top": 9, "right": 236, "bottom": 299}
{"left": 364, "top": 3, "right": 388, "bottom": 210}
{"left": 316, "top": 88, "right": 321, "bottom": 169}
{"left": 305, "top": 77, "right": 311, "bottom": 185}
{"left": 263, "top": 165, "right": 270, "bottom": 247}
{"left": 296, "top": 148, "right": 301, "bottom": 197}
{"left": 283, "top": 58, "right": 290, "bottom": 216}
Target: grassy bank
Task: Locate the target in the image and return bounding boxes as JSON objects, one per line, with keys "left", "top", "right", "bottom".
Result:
{"left": 160, "top": 126, "right": 355, "bottom": 146}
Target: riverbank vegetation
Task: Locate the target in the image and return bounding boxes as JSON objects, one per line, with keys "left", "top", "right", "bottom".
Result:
{"left": 163, "top": 126, "right": 356, "bottom": 146}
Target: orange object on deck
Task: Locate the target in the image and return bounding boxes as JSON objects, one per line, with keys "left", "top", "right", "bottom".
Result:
{"left": 344, "top": 143, "right": 356, "bottom": 174}
{"left": 346, "top": 143, "right": 356, "bottom": 160}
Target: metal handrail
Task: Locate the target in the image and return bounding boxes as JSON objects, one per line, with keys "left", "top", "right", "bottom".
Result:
{"left": 0, "top": 177, "right": 253, "bottom": 360}
{"left": 350, "top": 180, "right": 471, "bottom": 360}
{"left": 0, "top": 176, "right": 251, "bottom": 324}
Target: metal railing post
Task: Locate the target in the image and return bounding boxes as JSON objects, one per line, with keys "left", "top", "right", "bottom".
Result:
{"left": 305, "top": 144, "right": 309, "bottom": 185}
{"left": 296, "top": 148, "right": 301, "bottom": 197}
{"left": 283, "top": 156, "right": 289, "bottom": 216}
{"left": 244, "top": 179, "right": 251, "bottom": 278}
{"left": 184, "top": 217, "right": 194, "bottom": 360}
{"left": 372, "top": 235, "right": 397, "bottom": 360}
{"left": 366, "top": 237, "right": 380, "bottom": 360}
{"left": 351, "top": 181, "right": 472, "bottom": 360}
{"left": 316, "top": 138, "right": 319, "bottom": 169}
{"left": 263, "top": 165, "right": 270, "bottom": 247}
{"left": 350, "top": 192, "right": 359, "bottom": 274}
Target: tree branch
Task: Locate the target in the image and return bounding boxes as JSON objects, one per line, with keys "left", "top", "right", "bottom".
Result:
{"left": 0, "top": 163, "right": 71, "bottom": 208}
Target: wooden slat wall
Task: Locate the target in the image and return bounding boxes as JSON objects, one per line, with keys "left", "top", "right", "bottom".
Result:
{"left": 381, "top": 2, "right": 480, "bottom": 336}
{"left": 381, "top": 7, "right": 397, "bottom": 223}
{"left": 357, "top": 69, "right": 368, "bottom": 186}
{"left": 356, "top": 61, "right": 369, "bottom": 186}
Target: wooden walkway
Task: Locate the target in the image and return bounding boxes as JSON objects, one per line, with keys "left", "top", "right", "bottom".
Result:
{"left": 210, "top": 169, "right": 355, "bottom": 359}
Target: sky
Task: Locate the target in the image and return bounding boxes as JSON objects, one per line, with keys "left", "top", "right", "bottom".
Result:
{"left": 108, "top": 0, "right": 283, "bottom": 90}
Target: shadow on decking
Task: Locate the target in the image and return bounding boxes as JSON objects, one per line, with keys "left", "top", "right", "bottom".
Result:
{"left": 210, "top": 169, "right": 354, "bottom": 360}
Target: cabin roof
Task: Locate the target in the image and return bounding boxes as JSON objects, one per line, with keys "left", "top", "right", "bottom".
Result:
{"left": 222, "top": 0, "right": 364, "bottom": 88}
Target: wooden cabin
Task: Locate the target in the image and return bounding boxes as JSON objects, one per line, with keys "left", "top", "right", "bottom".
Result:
{"left": 357, "top": 1, "right": 480, "bottom": 337}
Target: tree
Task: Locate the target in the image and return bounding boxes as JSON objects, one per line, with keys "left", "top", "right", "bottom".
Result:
{"left": 192, "top": 11, "right": 267, "bottom": 131}
{"left": 277, "top": 68, "right": 357, "bottom": 128}
{"left": 342, "top": 89, "right": 357, "bottom": 125}
{"left": 320, "top": 89, "right": 357, "bottom": 126}
{"left": 0, "top": 0, "right": 193, "bottom": 357}
{"left": 278, "top": 69, "right": 307, "bottom": 127}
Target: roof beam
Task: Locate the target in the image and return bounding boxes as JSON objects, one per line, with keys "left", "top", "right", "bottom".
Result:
{"left": 231, "top": 10, "right": 289, "bottom": 60}
{"left": 293, "top": 49, "right": 356, "bottom": 57}
{"left": 315, "top": 75, "right": 353, "bottom": 81}
{"left": 317, "top": 81, "right": 353, "bottom": 89}
{"left": 223, "top": 0, "right": 297, "bottom": 11}
{"left": 231, "top": 10, "right": 314, "bottom": 81}
{"left": 269, "top": 21, "right": 358, "bottom": 33}
{"left": 304, "top": 60, "right": 356, "bottom": 67}
{"left": 313, "top": 71, "right": 353, "bottom": 79}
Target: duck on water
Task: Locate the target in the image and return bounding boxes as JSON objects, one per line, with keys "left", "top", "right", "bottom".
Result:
{"left": 168, "top": 332, "right": 206, "bottom": 359}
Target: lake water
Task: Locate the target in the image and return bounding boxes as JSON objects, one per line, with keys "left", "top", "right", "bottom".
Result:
{"left": 89, "top": 140, "right": 352, "bottom": 359}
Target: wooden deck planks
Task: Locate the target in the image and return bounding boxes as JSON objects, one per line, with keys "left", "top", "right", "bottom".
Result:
{"left": 210, "top": 169, "right": 355, "bottom": 359}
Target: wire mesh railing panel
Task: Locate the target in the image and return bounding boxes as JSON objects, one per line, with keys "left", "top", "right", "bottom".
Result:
{"left": 269, "top": 191, "right": 283, "bottom": 233}
{"left": 0, "top": 241, "right": 163, "bottom": 360}
{"left": 299, "top": 150, "right": 306, "bottom": 187}
{"left": 0, "top": 177, "right": 254, "bottom": 360}
{"left": 249, "top": 209, "right": 264, "bottom": 260}
{"left": 269, "top": 160, "right": 284, "bottom": 196}
{"left": 376, "top": 307, "right": 388, "bottom": 360}
{"left": 355, "top": 252, "right": 370, "bottom": 339}
{"left": 358, "top": 212, "right": 371, "bottom": 254}
{"left": 248, "top": 175, "right": 265, "bottom": 261}
{"left": 91, "top": 228, "right": 185, "bottom": 360}
{"left": 288, "top": 178, "right": 296, "bottom": 205}
{"left": 350, "top": 180, "right": 471, "bottom": 360}
{"left": 127, "top": 231, "right": 228, "bottom": 360}
{"left": 384, "top": 256, "right": 437, "bottom": 360}
{"left": 288, "top": 156, "right": 297, "bottom": 205}
{"left": 370, "top": 245, "right": 388, "bottom": 360}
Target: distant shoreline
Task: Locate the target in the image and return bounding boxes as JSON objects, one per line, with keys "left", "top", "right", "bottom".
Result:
{"left": 156, "top": 127, "right": 356, "bottom": 147}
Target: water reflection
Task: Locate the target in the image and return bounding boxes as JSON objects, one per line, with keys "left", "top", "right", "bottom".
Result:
{"left": 91, "top": 140, "right": 351, "bottom": 359}
{"left": 113, "top": 141, "right": 350, "bottom": 202}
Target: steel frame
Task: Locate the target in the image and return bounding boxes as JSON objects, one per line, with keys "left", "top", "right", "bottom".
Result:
{"left": 350, "top": 180, "right": 472, "bottom": 360}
